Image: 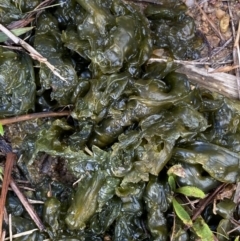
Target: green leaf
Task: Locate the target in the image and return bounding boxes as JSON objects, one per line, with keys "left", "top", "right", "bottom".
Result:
{"left": 0, "top": 124, "right": 4, "bottom": 136}
{"left": 0, "top": 167, "right": 3, "bottom": 181}
{"left": 168, "top": 175, "right": 176, "bottom": 192}
{"left": 234, "top": 236, "right": 239, "bottom": 241}
{"left": 192, "top": 216, "right": 214, "bottom": 241}
{"left": 0, "top": 27, "right": 34, "bottom": 43}
{"left": 172, "top": 198, "right": 192, "bottom": 227}
{"left": 175, "top": 186, "right": 205, "bottom": 199}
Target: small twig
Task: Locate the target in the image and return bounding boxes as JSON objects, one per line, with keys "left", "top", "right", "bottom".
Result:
{"left": 0, "top": 24, "right": 67, "bottom": 82}
{"left": 6, "top": 18, "right": 35, "bottom": 31}
{"left": 7, "top": 0, "right": 55, "bottom": 30}
{"left": 227, "top": 224, "right": 240, "bottom": 235}
{"left": 0, "top": 153, "right": 15, "bottom": 238}
{"left": 9, "top": 215, "right": 12, "bottom": 241}
{"left": 72, "top": 175, "right": 85, "bottom": 186}
{"left": 3, "top": 209, "right": 8, "bottom": 226}
{"left": 196, "top": 2, "right": 224, "bottom": 42}
{"left": 10, "top": 180, "right": 45, "bottom": 231}
{"left": 170, "top": 213, "right": 176, "bottom": 241}
{"left": 0, "top": 111, "right": 70, "bottom": 126}
{"left": 1, "top": 230, "right": 5, "bottom": 241}
{"left": 210, "top": 37, "right": 233, "bottom": 58}
{"left": 228, "top": 1, "right": 236, "bottom": 39}
{"left": 27, "top": 199, "right": 44, "bottom": 205}
{"left": 84, "top": 146, "right": 93, "bottom": 156}
{"left": 4, "top": 229, "right": 38, "bottom": 241}
{"left": 26, "top": 3, "right": 63, "bottom": 13}
{"left": 0, "top": 184, "right": 35, "bottom": 192}
{"left": 233, "top": 182, "right": 240, "bottom": 203}
{"left": 0, "top": 45, "right": 23, "bottom": 51}
{"left": 148, "top": 57, "right": 232, "bottom": 66}
{"left": 233, "top": 20, "right": 240, "bottom": 99}
{"left": 192, "top": 183, "right": 226, "bottom": 222}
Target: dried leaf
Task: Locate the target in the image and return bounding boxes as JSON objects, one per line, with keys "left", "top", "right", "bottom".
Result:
{"left": 167, "top": 164, "right": 186, "bottom": 178}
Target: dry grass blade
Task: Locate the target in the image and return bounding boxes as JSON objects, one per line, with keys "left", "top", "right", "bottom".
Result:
{"left": 233, "top": 182, "right": 240, "bottom": 204}
{"left": 148, "top": 58, "right": 212, "bottom": 65}
{"left": 209, "top": 65, "right": 240, "bottom": 73}
{"left": 196, "top": 2, "right": 224, "bottom": 42}
{"left": 10, "top": 180, "right": 45, "bottom": 231}
{"left": 0, "top": 27, "right": 33, "bottom": 43}
{"left": 1, "top": 230, "right": 5, "bottom": 241}
{"left": 4, "top": 229, "right": 38, "bottom": 241}
{"left": 8, "top": 215, "right": 12, "bottom": 241}
{"left": 233, "top": 20, "right": 240, "bottom": 99}
{"left": 0, "top": 154, "right": 16, "bottom": 238}
{"left": 228, "top": 1, "right": 236, "bottom": 39}
{"left": 0, "top": 24, "right": 67, "bottom": 83}
{"left": 0, "top": 111, "right": 70, "bottom": 126}
{"left": 6, "top": 18, "right": 34, "bottom": 31}
{"left": 149, "top": 57, "right": 232, "bottom": 66}
{"left": 26, "top": 3, "right": 62, "bottom": 13}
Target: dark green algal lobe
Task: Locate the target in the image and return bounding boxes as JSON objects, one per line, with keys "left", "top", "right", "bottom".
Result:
{"left": 4, "top": 0, "right": 240, "bottom": 240}
{"left": 0, "top": 47, "right": 35, "bottom": 117}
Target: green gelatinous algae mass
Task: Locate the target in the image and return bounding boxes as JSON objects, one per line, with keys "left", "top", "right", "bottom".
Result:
{"left": 5, "top": 0, "right": 240, "bottom": 240}
{"left": 62, "top": 0, "right": 152, "bottom": 76}
{"left": 0, "top": 0, "right": 41, "bottom": 24}
{"left": 65, "top": 171, "right": 105, "bottom": 230}
{"left": 144, "top": 176, "right": 171, "bottom": 240}
{"left": 34, "top": 13, "right": 80, "bottom": 106}
{"left": 0, "top": 47, "right": 35, "bottom": 117}
{"left": 146, "top": 1, "right": 202, "bottom": 59}
{"left": 173, "top": 141, "right": 240, "bottom": 183}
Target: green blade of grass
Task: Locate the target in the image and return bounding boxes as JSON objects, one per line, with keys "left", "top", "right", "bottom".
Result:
{"left": 168, "top": 175, "right": 176, "bottom": 192}
{"left": 192, "top": 216, "right": 214, "bottom": 241}
{"left": 172, "top": 198, "right": 192, "bottom": 227}
{"left": 175, "top": 186, "right": 206, "bottom": 199}
{"left": 0, "top": 27, "right": 33, "bottom": 43}
{"left": 0, "top": 124, "right": 4, "bottom": 136}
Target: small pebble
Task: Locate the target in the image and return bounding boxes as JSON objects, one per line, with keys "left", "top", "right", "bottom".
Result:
{"left": 215, "top": 8, "right": 225, "bottom": 19}
{"left": 202, "top": 15, "right": 207, "bottom": 21}
{"left": 220, "top": 14, "right": 230, "bottom": 33}
{"left": 184, "top": 0, "right": 195, "bottom": 8}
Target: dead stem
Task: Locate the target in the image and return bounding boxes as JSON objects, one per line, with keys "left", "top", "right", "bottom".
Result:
{"left": 9, "top": 214, "right": 12, "bottom": 241}
{"left": 192, "top": 183, "right": 226, "bottom": 222}
{"left": 228, "top": 2, "right": 236, "bottom": 39}
{"left": 148, "top": 57, "right": 232, "bottom": 66}
{"left": 4, "top": 229, "right": 38, "bottom": 241}
{"left": 10, "top": 180, "right": 45, "bottom": 231}
{"left": 0, "top": 153, "right": 16, "bottom": 238}
{"left": 0, "top": 111, "right": 70, "bottom": 126}
{"left": 233, "top": 20, "right": 240, "bottom": 99}
{"left": 0, "top": 230, "right": 5, "bottom": 241}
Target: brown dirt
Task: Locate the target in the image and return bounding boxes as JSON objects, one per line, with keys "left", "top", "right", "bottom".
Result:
{"left": 185, "top": 0, "right": 240, "bottom": 72}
